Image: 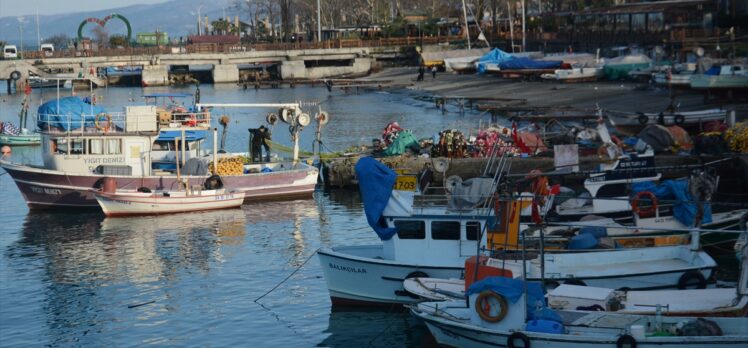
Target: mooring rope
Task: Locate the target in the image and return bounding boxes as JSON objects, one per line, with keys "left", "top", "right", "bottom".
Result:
{"left": 254, "top": 248, "right": 319, "bottom": 303}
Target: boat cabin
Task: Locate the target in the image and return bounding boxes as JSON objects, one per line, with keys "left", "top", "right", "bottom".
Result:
{"left": 38, "top": 102, "right": 211, "bottom": 176}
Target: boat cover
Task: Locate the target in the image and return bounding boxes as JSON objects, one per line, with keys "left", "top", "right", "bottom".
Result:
{"left": 476, "top": 48, "right": 514, "bottom": 73}
{"left": 632, "top": 179, "right": 712, "bottom": 227}
{"left": 704, "top": 66, "right": 720, "bottom": 76}
{"left": 37, "top": 97, "right": 107, "bottom": 131}
{"left": 356, "top": 157, "right": 399, "bottom": 240}
{"left": 448, "top": 177, "right": 494, "bottom": 211}
{"left": 467, "top": 276, "right": 561, "bottom": 322}
{"left": 157, "top": 130, "right": 209, "bottom": 142}
{"left": 499, "top": 57, "right": 563, "bottom": 70}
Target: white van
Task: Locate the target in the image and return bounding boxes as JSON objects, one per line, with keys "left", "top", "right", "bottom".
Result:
{"left": 40, "top": 43, "right": 54, "bottom": 57}
{"left": 3, "top": 45, "right": 18, "bottom": 59}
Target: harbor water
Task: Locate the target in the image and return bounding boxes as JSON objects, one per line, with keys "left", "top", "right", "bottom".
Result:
{"left": 0, "top": 85, "right": 488, "bottom": 347}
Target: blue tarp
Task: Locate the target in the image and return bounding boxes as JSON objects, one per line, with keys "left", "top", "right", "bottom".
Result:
{"left": 466, "top": 276, "right": 561, "bottom": 322}
{"left": 704, "top": 66, "right": 720, "bottom": 76}
{"left": 37, "top": 97, "right": 107, "bottom": 131}
{"left": 632, "top": 179, "right": 712, "bottom": 227}
{"left": 499, "top": 57, "right": 564, "bottom": 70}
{"left": 476, "top": 48, "right": 515, "bottom": 74}
{"left": 356, "top": 157, "right": 399, "bottom": 240}
{"left": 157, "top": 130, "right": 208, "bottom": 142}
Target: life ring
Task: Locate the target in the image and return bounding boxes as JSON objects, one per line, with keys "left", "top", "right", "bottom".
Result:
{"left": 95, "top": 113, "right": 112, "bottom": 133}
{"left": 507, "top": 332, "right": 530, "bottom": 348}
{"left": 266, "top": 113, "right": 278, "bottom": 125}
{"left": 616, "top": 334, "right": 637, "bottom": 348}
{"left": 9, "top": 70, "right": 21, "bottom": 81}
{"left": 673, "top": 114, "right": 685, "bottom": 125}
{"left": 636, "top": 113, "right": 648, "bottom": 125}
{"left": 475, "top": 291, "right": 508, "bottom": 323}
{"left": 631, "top": 191, "right": 658, "bottom": 218}
{"left": 186, "top": 114, "right": 197, "bottom": 127}
{"left": 564, "top": 279, "right": 586, "bottom": 286}
{"left": 677, "top": 270, "right": 707, "bottom": 289}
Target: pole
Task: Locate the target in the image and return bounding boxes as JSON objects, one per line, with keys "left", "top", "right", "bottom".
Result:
{"left": 213, "top": 128, "right": 219, "bottom": 174}
{"left": 507, "top": 3, "right": 515, "bottom": 53}
{"left": 197, "top": 5, "right": 203, "bottom": 36}
{"left": 175, "top": 137, "right": 182, "bottom": 188}
{"left": 521, "top": 0, "right": 526, "bottom": 52}
{"left": 181, "top": 127, "right": 186, "bottom": 166}
{"left": 461, "top": 0, "right": 471, "bottom": 50}
{"left": 317, "top": 0, "right": 322, "bottom": 42}
{"left": 36, "top": 5, "right": 40, "bottom": 49}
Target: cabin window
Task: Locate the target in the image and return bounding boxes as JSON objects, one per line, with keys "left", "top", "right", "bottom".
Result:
{"left": 647, "top": 12, "right": 663, "bottom": 33}
{"left": 431, "top": 221, "right": 460, "bottom": 240}
{"left": 395, "top": 220, "right": 425, "bottom": 240}
{"left": 70, "top": 139, "right": 85, "bottom": 155}
{"left": 152, "top": 140, "right": 188, "bottom": 151}
{"left": 53, "top": 139, "right": 68, "bottom": 154}
{"left": 106, "top": 139, "right": 122, "bottom": 154}
{"left": 466, "top": 221, "right": 481, "bottom": 241}
{"left": 89, "top": 139, "right": 103, "bottom": 154}
{"left": 615, "top": 14, "right": 630, "bottom": 33}
{"left": 632, "top": 13, "right": 646, "bottom": 33}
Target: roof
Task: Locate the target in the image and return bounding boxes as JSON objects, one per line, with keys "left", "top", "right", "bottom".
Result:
{"left": 586, "top": 0, "right": 708, "bottom": 15}
{"left": 187, "top": 35, "right": 240, "bottom": 44}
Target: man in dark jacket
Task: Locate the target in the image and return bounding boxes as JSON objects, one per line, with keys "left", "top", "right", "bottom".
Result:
{"left": 250, "top": 125, "right": 272, "bottom": 162}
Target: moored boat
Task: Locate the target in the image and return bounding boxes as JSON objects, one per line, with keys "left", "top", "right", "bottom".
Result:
{"left": 690, "top": 65, "right": 748, "bottom": 90}
{"left": 606, "top": 108, "right": 727, "bottom": 134}
{"left": 93, "top": 185, "right": 245, "bottom": 217}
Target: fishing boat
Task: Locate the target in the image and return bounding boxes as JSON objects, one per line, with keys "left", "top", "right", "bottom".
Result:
{"left": 0, "top": 83, "right": 321, "bottom": 210}
{"left": 690, "top": 65, "right": 748, "bottom": 90}
{"left": 93, "top": 185, "right": 245, "bottom": 217}
{"left": 411, "top": 277, "right": 748, "bottom": 348}
{"left": 606, "top": 108, "right": 727, "bottom": 134}
{"left": 541, "top": 67, "right": 603, "bottom": 83}
{"left": 603, "top": 53, "right": 652, "bottom": 80}
{"left": 653, "top": 70, "right": 694, "bottom": 87}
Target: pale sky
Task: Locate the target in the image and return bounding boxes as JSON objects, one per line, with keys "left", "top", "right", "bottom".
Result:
{"left": 0, "top": 0, "right": 170, "bottom": 17}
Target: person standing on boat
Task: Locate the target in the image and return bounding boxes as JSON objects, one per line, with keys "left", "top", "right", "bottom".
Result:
{"left": 431, "top": 65, "right": 438, "bottom": 79}
{"left": 250, "top": 126, "right": 272, "bottom": 162}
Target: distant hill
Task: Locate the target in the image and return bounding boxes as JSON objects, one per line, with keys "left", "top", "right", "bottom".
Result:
{"left": 0, "top": 0, "right": 230, "bottom": 47}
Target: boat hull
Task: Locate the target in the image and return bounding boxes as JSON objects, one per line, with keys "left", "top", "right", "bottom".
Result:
{"left": 0, "top": 161, "right": 317, "bottom": 209}
{"left": 318, "top": 245, "right": 464, "bottom": 306}
{"left": 419, "top": 312, "right": 748, "bottom": 348}
{"left": 0, "top": 134, "right": 41, "bottom": 146}
{"left": 94, "top": 190, "right": 245, "bottom": 216}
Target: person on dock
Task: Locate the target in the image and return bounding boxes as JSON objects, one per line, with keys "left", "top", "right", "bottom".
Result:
{"left": 417, "top": 66, "right": 425, "bottom": 82}
{"left": 431, "top": 66, "right": 438, "bottom": 79}
{"left": 250, "top": 126, "right": 272, "bottom": 162}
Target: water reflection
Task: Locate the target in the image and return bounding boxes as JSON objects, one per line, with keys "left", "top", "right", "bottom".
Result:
{"left": 319, "top": 310, "right": 432, "bottom": 348}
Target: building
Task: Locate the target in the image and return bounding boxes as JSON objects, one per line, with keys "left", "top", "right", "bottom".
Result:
{"left": 136, "top": 32, "right": 169, "bottom": 46}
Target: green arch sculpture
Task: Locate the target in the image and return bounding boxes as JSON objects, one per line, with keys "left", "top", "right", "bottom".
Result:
{"left": 77, "top": 13, "right": 132, "bottom": 41}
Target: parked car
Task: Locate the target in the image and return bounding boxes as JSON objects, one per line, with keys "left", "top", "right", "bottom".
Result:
{"left": 40, "top": 43, "right": 54, "bottom": 57}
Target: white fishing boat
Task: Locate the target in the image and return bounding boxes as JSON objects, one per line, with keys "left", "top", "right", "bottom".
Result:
{"left": 318, "top": 156, "right": 505, "bottom": 306}
{"left": 412, "top": 285, "right": 748, "bottom": 348}
{"left": 541, "top": 67, "right": 603, "bottom": 83}
{"left": 93, "top": 186, "right": 245, "bottom": 217}
{"left": 690, "top": 65, "right": 748, "bottom": 90}
{"left": 607, "top": 108, "right": 727, "bottom": 133}
{"left": 653, "top": 71, "right": 694, "bottom": 87}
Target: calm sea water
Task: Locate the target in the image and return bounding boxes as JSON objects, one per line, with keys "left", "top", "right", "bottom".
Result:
{"left": 0, "top": 84, "right": 488, "bottom": 347}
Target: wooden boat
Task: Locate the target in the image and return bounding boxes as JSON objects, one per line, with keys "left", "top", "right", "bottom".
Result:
{"left": 93, "top": 186, "right": 245, "bottom": 217}
{"left": 606, "top": 108, "right": 727, "bottom": 134}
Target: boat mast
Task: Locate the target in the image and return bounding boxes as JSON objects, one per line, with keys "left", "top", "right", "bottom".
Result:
{"left": 461, "top": 0, "right": 471, "bottom": 50}
{"left": 521, "top": 0, "right": 526, "bottom": 52}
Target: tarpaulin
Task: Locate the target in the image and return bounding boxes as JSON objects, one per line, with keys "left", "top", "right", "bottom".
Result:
{"left": 382, "top": 130, "right": 419, "bottom": 156}
{"left": 476, "top": 48, "right": 515, "bottom": 74}
{"left": 499, "top": 57, "right": 563, "bottom": 70}
{"left": 355, "top": 157, "right": 399, "bottom": 240}
{"left": 37, "top": 97, "right": 107, "bottom": 131}
{"left": 632, "top": 179, "right": 712, "bottom": 227}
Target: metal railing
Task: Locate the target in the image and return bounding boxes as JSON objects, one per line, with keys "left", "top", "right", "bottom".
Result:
{"left": 37, "top": 112, "right": 126, "bottom": 134}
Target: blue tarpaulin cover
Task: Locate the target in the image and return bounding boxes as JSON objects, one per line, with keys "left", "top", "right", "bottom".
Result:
{"left": 499, "top": 57, "right": 563, "bottom": 70}
{"left": 704, "top": 66, "right": 720, "bottom": 76}
{"left": 476, "top": 48, "right": 515, "bottom": 74}
{"left": 632, "top": 179, "right": 712, "bottom": 226}
{"left": 37, "top": 97, "right": 107, "bottom": 131}
{"left": 466, "top": 276, "right": 561, "bottom": 322}
{"left": 157, "top": 130, "right": 208, "bottom": 141}
{"left": 356, "top": 157, "right": 399, "bottom": 240}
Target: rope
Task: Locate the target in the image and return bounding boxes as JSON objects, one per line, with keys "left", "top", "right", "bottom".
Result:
{"left": 254, "top": 248, "right": 319, "bottom": 303}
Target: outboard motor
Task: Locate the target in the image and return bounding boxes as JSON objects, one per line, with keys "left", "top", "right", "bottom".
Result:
{"left": 203, "top": 174, "right": 224, "bottom": 190}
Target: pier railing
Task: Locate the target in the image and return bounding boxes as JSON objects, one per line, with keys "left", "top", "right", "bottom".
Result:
{"left": 19, "top": 36, "right": 465, "bottom": 59}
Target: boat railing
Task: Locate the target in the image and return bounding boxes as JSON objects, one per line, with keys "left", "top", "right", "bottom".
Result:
{"left": 166, "top": 111, "right": 211, "bottom": 128}
{"left": 37, "top": 112, "right": 127, "bottom": 135}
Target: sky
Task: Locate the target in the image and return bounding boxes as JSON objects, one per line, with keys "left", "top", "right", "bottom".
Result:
{"left": 0, "top": 0, "right": 170, "bottom": 17}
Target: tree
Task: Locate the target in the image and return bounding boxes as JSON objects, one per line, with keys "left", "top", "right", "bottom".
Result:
{"left": 109, "top": 35, "right": 129, "bottom": 48}
{"left": 212, "top": 18, "right": 231, "bottom": 35}
{"left": 44, "top": 34, "right": 70, "bottom": 49}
